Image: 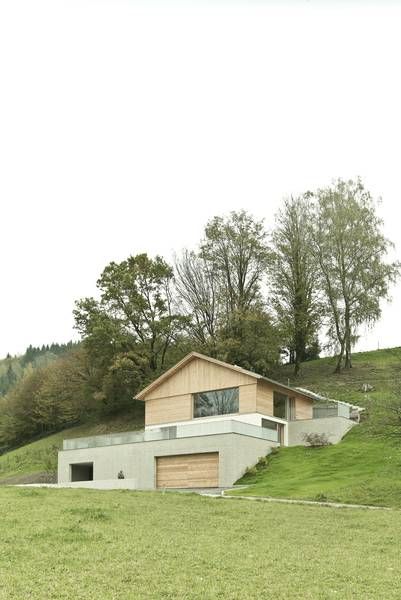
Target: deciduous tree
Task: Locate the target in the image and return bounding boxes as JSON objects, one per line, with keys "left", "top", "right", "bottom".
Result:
{"left": 270, "top": 196, "right": 321, "bottom": 375}
{"left": 311, "top": 179, "right": 399, "bottom": 372}
{"left": 200, "top": 210, "right": 271, "bottom": 315}
{"left": 74, "top": 254, "right": 184, "bottom": 375}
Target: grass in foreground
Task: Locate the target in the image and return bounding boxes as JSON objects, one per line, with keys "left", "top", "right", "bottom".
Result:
{"left": 1, "top": 487, "right": 401, "bottom": 599}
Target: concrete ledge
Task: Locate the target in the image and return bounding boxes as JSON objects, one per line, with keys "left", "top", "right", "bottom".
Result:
{"left": 59, "top": 478, "right": 138, "bottom": 490}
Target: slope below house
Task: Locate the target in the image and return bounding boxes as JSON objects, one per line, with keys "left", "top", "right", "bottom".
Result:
{"left": 229, "top": 423, "right": 401, "bottom": 508}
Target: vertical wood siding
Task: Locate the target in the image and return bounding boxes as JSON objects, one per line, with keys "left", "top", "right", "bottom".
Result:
{"left": 295, "top": 396, "right": 314, "bottom": 420}
{"left": 156, "top": 453, "right": 219, "bottom": 488}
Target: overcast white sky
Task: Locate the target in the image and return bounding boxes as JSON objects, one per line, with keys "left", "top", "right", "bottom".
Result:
{"left": 1, "top": 0, "right": 401, "bottom": 358}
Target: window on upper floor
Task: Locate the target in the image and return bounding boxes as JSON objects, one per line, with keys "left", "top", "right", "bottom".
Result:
{"left": 193, "top": 387, "right": 239, "bottom": 418}
{"left": 273, "top": 391, "right": 288, "bottom": 419}
{"left": 273, "top": 391, "right": 296, "bottom": 420}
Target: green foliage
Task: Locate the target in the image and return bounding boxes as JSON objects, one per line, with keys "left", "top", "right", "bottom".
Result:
{"left": 175, "top": 210, "right": 281, "bottom": 372}
{"left": 98, "top": 351, "right": 149, "bottom": 416}
{"left": 200, "top": 209, "right": 271, "bottom": 314}
{"left": 215, "top": 307, "right": 281, "bottom": 375}
{"left": 270, "top": 196, "right": 321, "bottom": 375}
{"left": 310, "top": 178, "right": 400, "bottom": 371}
{"left": 0, "top": 348, "right": 93, "bottom": 447}
{"left": 73, "top": 253, "right": 187, "bottom": 416}
{"left": 0, "top": 342, "right": 78, "bottom": 397}
{"left": 75, "top": 253, "right": 184, "bottom": 372}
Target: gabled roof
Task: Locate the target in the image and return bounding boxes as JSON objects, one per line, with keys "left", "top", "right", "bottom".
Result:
{"left": 136, "top": 351, "right": 319, "bottom": 401}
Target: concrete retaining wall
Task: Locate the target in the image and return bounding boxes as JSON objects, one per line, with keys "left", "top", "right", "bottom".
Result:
{"left": 287, "top": 416, "right": 356, "bottom": 446}
{"left": 58, "top": 433, "right": 276, "bottom": 489}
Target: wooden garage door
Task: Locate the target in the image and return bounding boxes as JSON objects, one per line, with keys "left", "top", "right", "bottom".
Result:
{"left": 156, "top": 452, "right": 219, "bottom": 489}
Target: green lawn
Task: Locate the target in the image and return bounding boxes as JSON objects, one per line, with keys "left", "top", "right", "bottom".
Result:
{"left": 226, "top": 346, "right": 401, "bottom": 507}
{"left": 0, "top": 406, "right": 144, "bottom": 484}
{"left": 231, "top": 424, "right": 401, "bottom": 507}
{"left": 1, "top": 487, "right": 401, "bottom": 599}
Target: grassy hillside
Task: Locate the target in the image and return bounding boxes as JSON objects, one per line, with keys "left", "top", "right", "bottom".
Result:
{"left": 232, "top": 347, "right": 401, "bottom": 506}
{"left": 0, "top": 405, "right": 144, "bottom": 485}
{"left": 1, "top": 487, "right": 401, "bottom": 600}
{"left": 274, "top": 346, "right": 401, "bottom": 405}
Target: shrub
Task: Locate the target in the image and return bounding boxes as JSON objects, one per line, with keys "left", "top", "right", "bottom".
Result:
{"left": 303, "top": 432, "right": 331, "bottom": 447}
{"left": 244, "top": 466, "right": 258, "bottom": 477}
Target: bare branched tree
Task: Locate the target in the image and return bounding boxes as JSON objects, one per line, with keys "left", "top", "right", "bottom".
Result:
{"left": 174, "top": 250, "right": 220, "bottom": 354}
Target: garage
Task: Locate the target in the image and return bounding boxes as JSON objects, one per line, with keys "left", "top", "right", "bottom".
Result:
{"left": 70, "top": 462, "right": 93, "bottom": 482}
{"left": 156, "top": 452, "right": 219, "bottom": 488}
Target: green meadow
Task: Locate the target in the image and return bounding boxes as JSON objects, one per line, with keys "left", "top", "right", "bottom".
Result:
{"left": 1, "top": 487, "right": 401, "bottom": 600}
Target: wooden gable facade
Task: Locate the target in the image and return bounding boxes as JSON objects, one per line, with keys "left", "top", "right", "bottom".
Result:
{"left": 136, "top": 353, "right": 313, "bottom": 426}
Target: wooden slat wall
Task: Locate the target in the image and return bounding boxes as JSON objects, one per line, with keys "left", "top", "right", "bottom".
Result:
{"left": 156, "top": 453, "right": 219, "bottom": 488}
{"left": 239, "top": 383, "right": 257, "bottom": 413}
{"left": 295, "top": 396, "right": 314, "bottom": 420}
{"left": 256, "top": 381, "right": 274, "bottom": 416}
{"left": 145, "top": 358, "right": 255, "bottom": 401}
{"left": 145, "top": 394, "right": 192, "bottom": 426}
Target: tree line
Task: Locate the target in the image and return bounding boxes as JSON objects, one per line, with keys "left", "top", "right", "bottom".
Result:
{"left": 0, "top": 342, "right": 79, "bottom": 397}
{"left": 0, "top": 178, "right": 398, "bottom": 448}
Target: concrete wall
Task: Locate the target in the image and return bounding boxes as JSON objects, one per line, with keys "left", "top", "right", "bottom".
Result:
{"left": 287, "top": 416, "right": 356, "bottom": 446}
{"left": 58, "top": 433, "right": 276, "bottom": 489}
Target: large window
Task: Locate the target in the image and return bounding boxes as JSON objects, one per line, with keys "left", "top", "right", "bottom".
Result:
{"left": 193, "top": 387, "right": 239, "bottom": 418}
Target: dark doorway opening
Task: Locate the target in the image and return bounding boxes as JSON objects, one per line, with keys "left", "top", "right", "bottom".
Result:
{"left": 70, "top": 462, "right": 94, "bottom": 482}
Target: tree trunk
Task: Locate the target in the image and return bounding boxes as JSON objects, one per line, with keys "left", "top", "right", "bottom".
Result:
{"left": 344, "top": 305, "right": 352, "bottom": 369}
{"left": 344, "top": 342, "right": 352, "bottom": 369}
{"left": 293, "top": 328, "right": 306, "bottom": 377}
{"left": 334, "top": 340, "right": 345, "bottom": 373}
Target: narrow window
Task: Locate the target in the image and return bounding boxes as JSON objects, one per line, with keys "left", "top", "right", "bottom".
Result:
{"left": 262, "top": 418, "right": 278, "bottom": 431}
{"left": 273, "top": 391, "right": 288, "bottom": 419}
{"left": 193, "top": 387, "right": 239, "bottom": 418}
{"left": 289, "top": 397, "right": 296, "bottom": 421}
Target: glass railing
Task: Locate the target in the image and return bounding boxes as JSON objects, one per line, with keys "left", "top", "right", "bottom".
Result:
{"left": 63, "top": 430, "right": 146, "bottom": 450}
{"left": 312, "top": 402, "right": 351, "bottom": 419}
{"left": 62, "top": 419, "right": 278, "bottom": 450}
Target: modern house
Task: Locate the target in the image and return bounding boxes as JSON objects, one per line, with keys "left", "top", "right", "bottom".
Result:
{"left": 58, "top": 352, "right": 361, "bottom": 490}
